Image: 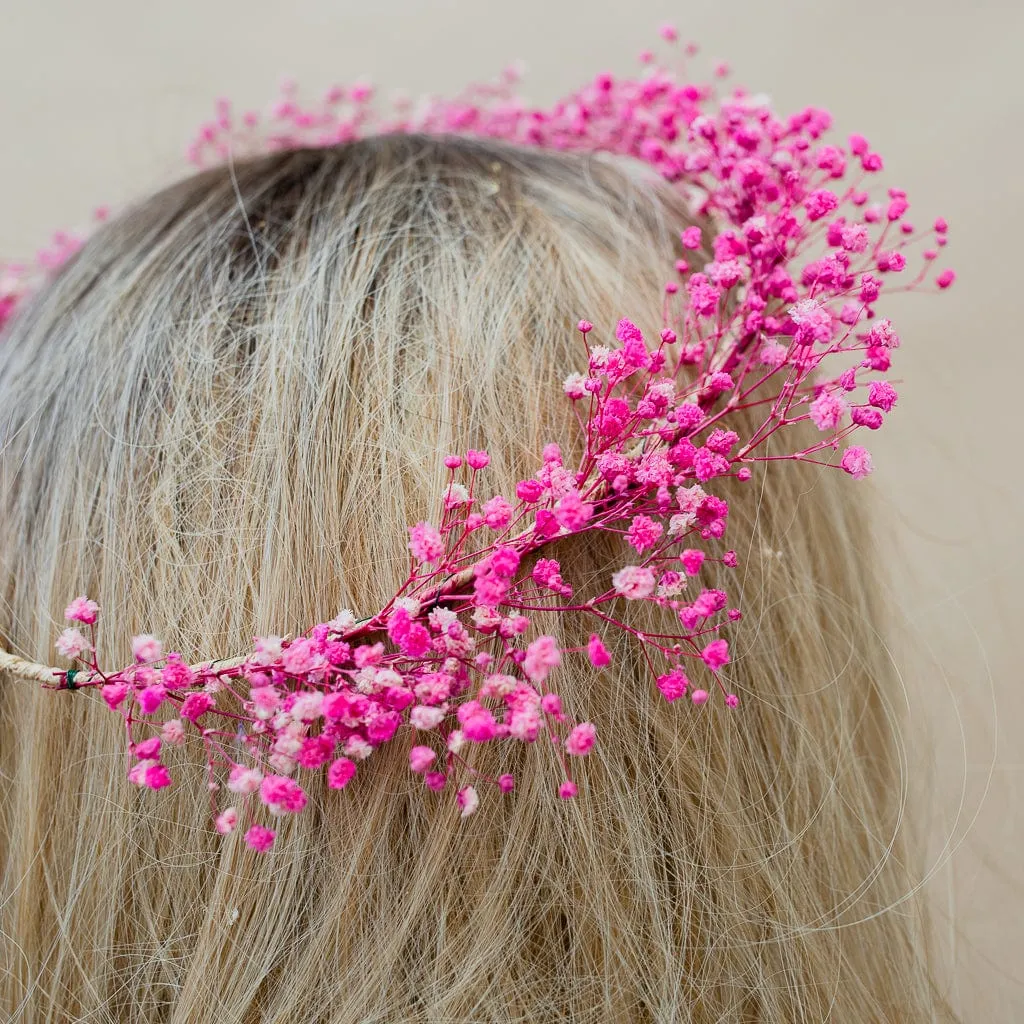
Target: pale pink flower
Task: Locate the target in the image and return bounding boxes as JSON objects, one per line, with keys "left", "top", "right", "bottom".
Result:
{"left": 216, "top": 807, "right": 238, "bottom": 834}
{"left": 409, "top": 745, "right": 437, "bottom": 773}
{"left": 565, "top": 722, "right": 597, "bottom": 756}
{"left": 55, "top": 628, "right": 89, "bottom": 660}
{"left": 227, "top": 765, "right": 263, "bottom": 795}
{"left": 131, "top": 634, "right": 162, "bottom": 664}
{"left": 244, "top": 825, "right": 276, "bottom": 852}
{"left": 611, "top": 565, "right": 656, "bottom": 600}
{"left": 457, "top": 784, "right": 479, "bottom": 817}
{"left": 64, "top": 596, "right": 100, "bottom": 625}
{"left": 523, "top": 635, "right": 561, "bottom": 683}
{"left": 161, "top": 719, "right": 186, "bottom": 745}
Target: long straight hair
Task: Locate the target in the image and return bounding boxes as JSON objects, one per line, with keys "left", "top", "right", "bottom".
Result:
{"left": 0, "top": 134, "right": 955, "bottom": 1022}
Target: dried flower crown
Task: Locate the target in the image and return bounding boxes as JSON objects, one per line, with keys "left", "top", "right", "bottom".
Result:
{"left": 0, "top": 27, "right": 954, "bottom": 852}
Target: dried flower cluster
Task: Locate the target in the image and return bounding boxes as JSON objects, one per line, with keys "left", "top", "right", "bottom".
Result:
{"left": 8, "top": 29, "right": 953, "bottom": 851}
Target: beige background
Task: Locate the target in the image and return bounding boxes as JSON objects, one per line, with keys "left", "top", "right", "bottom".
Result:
{"left": 1, "top": 0, "right": 1020, "bottom": 1018}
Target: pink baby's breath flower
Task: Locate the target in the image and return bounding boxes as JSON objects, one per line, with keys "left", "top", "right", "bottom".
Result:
{"left": 137, "top": 684, "right": 167, "bottom": 715}
{"left": 809, "top": 391, "right": 847, "bottom": 431}
{"left": 134, "top": 736, "right": 161, "bottom": 760}
{"left": 55, "top": 628, "right": 90, "bottom": 660}
{"left": 656, "top": 669, "right": 690, "bottom": 702}
{"left": 410, "top": 704, "right": 446, "bottom": 730}
{"left": 409, "top": 745, "right": 437, "bottom": 772}
{"left": 559, "top": 781, "right": 578, "bottom": 799}
{"left": 563, "top": 372, "right": 587, "bottom": 399}
{"left": 701, "top": 638, "right": 730, "bottom": 670}
{"left": 481, "top": 495, "right": 513, "bottom": 528}
{"left": 868, "top": 381, "right": 898, "bottom": 412}
{"left": 64, "top": 596, "right": 100, "bottom": 625}
{"left": 681, "top": 226, "right": 702, "bottom": 249}
{"left": 180, "top": 691, "right": 214, "bottom": 723}
{"left": 805, "top": 188, "right": 839, "bottom": 221}
{"left": 458, "top": 700, "right": 499, "bottom": 741}
{"left": 260, "top": 774, "right": 307, "bottom": 814}
{"left": 627, "top": 514, "right": 664, "bottom": 552}
{"left": 408, "top": 521, "right": 445, "bottom": 563}
{"left": 327, "top": 757, "right": 357, "bottom": 789}
{"left": 131, "top": 634, "right": 162, "bottom": 664}
{"left": 161, "top": 718, "right": 185, "bottom": 745}
{"left": 788, "top": 299, "right": 832, "bottom": 346}
{"left": 553, "top": 489, "right": 593, "bottom": 531}
{"left": 840, "top": 445, "right": 873, "bottom": 479}
{"left": 759, "top": 341, "right": 788, "bottom": 368}
{"left": 541, "top": 692, "right": 563, "bottom": 718}
{"left": 215, "top": 807, "right": 238, "bottom": 834}
{"left": 227, "top": 765, "right": 263, "bottom": 794}
{"left": 565, "top": 722, "right": 596, "bottom": 756}
{"left": 587, "top": 634, "right": 611, "bottom": 668}
{"left": 161, "top": 653, "right": 195, "bottom": 689}
{"left": 457, "top": 784, "right": 479, "bottom": 817}
{"left": 281, "top": 637, "right": 318, "bottom": 675}
{"left": 612, "top": 565, "right": 656, "bottom": 600}
{"left": 100, "top": 682, "right": 128, "bottom": 710}
{"left": 687, "top": 273, "right": 720, "bottom": 317}
{"left": 680, "top": 549, "right": 705, "bottom": 576}
{"left": 523, "top": 635, "right": 561, "bottom": 683}
{"left": 250, "top": 635, "right": 283, "bottom": 664}
{"left": 690, "top": 689, "right": 709, "bottom": 705}
{"left": 244, "top": 824, "right": 276, "bottom": 852}
{"left": 142, "top": 764, "right": 172, "bottom": 790}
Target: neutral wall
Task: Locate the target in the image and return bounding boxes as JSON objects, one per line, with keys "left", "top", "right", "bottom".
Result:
{"left": 1, "top": 1, "right": 1020, "bottom": 1019}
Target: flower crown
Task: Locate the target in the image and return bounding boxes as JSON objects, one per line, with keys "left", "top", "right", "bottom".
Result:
{"left": 0, "top": 28, "right": 954, "bottom": 852}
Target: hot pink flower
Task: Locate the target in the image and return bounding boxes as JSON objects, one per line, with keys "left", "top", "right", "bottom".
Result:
{"left": 656, "top": 669, "right": 690, "bottom": 702}
{"left": 327, "top": 757, "right": 357, "bottom": 789}
{"left": 408, "top": 521, "right": 445, "bottom": 563}
{"left": 627, "top": 515, "right": 663, "bottom": 552}
{"left": 701, "top": 638, "right": 730, "bottom": 671}
{"left": 181, "top": 692, "right": 214, "bottom": 723}
{"left": 680, "top": 549, "right": 705, "bottom": 576}
{"left": 840, "top": 445, "right": 873, "bottom": 479}
{"left": 260, "top": 774, "right": 307, "bottom": 814}
{"left": 137, "top": 684, "right": 167, "bottom": 715}
{"left": 587, "top": 634, "right": 611, "bottom": 668}
{"left": 565, "top": 722, "right": 596, "bottom": 756}
{"left": 101, "top": 682, "right": 129, "bottom": 710}
{"left": 244, "top": 825, "right": 276, "bottom": 852}
{"left": 142, "top": 764, "right": 172, "bottom": 790}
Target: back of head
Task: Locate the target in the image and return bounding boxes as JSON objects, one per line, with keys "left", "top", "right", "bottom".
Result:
{"left": 0, "top": 134, "right": 950, "bottom": 1021}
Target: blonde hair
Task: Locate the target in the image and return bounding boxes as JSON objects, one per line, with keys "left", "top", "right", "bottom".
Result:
{"left": 0, "top": 134, "right": 954, "bottom": 1022}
